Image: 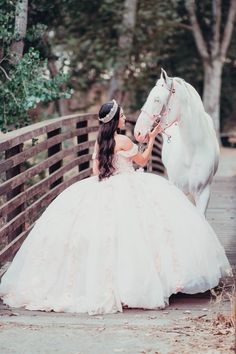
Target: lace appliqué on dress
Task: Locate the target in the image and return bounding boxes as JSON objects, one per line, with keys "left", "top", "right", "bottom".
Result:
{"left": 113, "top": 143, "right": 138, "bottom": 175}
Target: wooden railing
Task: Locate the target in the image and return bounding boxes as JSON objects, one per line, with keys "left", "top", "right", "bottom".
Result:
{"left": 0, "top": 113, "right": 164, "bottom": 267}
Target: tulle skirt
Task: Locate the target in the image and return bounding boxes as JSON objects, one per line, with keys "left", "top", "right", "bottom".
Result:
{"left": 0, "top": 170, "right": 231, "bottom": 315}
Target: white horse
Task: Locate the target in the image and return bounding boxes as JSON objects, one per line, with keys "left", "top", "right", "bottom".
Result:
{"left": 134, "top": 69, "right": 220, "bottom": 215}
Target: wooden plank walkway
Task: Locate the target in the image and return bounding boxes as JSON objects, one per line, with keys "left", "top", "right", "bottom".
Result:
{"left": 206, "top": 176, "right": 236, "bottom": 267}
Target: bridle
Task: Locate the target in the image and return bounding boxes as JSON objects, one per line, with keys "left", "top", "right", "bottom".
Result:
{"left": 141, "top": 79, "right": 180, "bottom": 143}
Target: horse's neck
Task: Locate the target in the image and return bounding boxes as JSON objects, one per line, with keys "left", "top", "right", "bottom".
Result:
{"left": 174, "top": 79, "right": 209, "bottom": 144}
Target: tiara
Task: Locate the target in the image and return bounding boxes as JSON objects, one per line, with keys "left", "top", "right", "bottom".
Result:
{"left": 98, "top": 99, "right": 118, "bottom": 123}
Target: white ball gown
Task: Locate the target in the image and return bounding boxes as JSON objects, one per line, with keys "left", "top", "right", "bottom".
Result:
{"left": 0, "top": 143, "right": 232, "bottom": 315}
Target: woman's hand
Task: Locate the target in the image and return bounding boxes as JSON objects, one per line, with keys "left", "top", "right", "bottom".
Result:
{"left": 132, "top": 124, "right": 163, "bottom": 167}
{"left": 148, "top": 123, "right": 163, "bottom": 140}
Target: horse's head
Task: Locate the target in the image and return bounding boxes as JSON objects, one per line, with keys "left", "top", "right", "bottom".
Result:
{"left": 134, "top": 68, "right": 178, "bottom": 143}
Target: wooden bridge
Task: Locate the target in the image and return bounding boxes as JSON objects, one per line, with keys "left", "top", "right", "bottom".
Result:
{"left": 0, "top": 113, "right": 235, "bottom": 272}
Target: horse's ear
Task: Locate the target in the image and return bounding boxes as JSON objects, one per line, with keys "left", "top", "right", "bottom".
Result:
{"left": 160, "top": 68, "right": 168, "bottom": 81}
{"left": 160, "top": 68, "right": 172, "bottom": 89}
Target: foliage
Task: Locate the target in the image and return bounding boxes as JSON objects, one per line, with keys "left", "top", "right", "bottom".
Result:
{"left": 0, "top": 0, "right": 73, "bottom": 132}
{"left": 0, "top": 0, "right": 235, "bottom": 131}
{"left": 0, "top": 0, "right": 16, "bottom": 46}
{"left": 42, "top": 0, "right": 219, "bottom": 108}
{"left": 58, "top": 0, "right": 125, "bottom": 90}
{"left": 0, "top": 48, "right": 72, "bottom": 131}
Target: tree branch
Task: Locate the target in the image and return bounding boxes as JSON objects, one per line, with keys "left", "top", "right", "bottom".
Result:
{"left": 212, "top": 0, "right": 221, "bottom": 58}
{"left": 159, "top": 21, "right": 193, "bottom": 32}
{"left": 220, "top": 0, "right": 236, "bottom": 59}
{"left": 0, "top": 66, "right": 11, "bottom": 80}
{"left": 185, "top": 0, "right": 209, "bottom": 60}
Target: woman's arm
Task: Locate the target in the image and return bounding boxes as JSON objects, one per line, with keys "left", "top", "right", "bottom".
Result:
{"left": 92, "top": 141, "right": 99, "bottom": 176}
{"left": 131, "top": 138, "right": 155, "bottom": 167}
{"left": 93, "top": 159, "right": 99, "bottom": 176}
{"left": 132, "top": 124, "right": 163, "bottom": 167}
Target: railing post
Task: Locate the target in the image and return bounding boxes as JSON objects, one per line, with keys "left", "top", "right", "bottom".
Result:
{"left": 146, "top": 160, "right": 153, "bottom": 172}
{"left": 151, "top": 135, "right": 165, "bottom": 174}
{"left": 5, "top": 143, "right": 25, "bottom": 242}
{"left": 77, "top": 120, "right": 89, "bottom": 171}
{"left": 47, "top": 128, "right": 63, "bottom": 189}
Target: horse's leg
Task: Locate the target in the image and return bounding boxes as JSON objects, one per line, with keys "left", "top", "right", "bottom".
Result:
{"left": 194, "top": 185, "right": 211, "bottom": 216}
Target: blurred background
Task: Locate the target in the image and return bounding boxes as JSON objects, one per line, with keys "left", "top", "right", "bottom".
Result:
{"left": 0, "top": 0, "right": 236, "bottom": 145}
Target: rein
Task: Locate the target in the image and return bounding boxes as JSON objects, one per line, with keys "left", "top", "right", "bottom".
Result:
{"left": 141, "top": 79, "right": 179, "bottom": 143}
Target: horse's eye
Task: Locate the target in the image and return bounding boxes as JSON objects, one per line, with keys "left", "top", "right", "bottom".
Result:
{"left": 154, "top": 98, "right": 160, "bottom": 103}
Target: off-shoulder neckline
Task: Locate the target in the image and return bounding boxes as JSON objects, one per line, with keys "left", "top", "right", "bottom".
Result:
{"left": 114, "top": 143, "right": 138, "bottom": 158}
{"left": 115, "top": 142, "right": 137, "bottom": 153}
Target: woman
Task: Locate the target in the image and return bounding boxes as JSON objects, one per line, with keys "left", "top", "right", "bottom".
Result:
{"left": 0, "top": 100, "right": 231, "bottom": 315}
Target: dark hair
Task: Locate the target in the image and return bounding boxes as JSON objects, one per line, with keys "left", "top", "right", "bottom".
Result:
{"left": 97, "top": 101, "right": 120, "bottom": 181}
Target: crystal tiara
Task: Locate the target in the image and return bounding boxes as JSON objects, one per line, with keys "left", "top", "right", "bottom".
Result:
{"left": 98, "top": 99, "right": 118, "bottom": 123}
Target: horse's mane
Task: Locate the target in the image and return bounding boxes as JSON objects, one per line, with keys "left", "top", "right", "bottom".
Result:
{"left": 173, "top": 76, "right": 205, "bottom": 113}
{"left": 173, "top": 77, "right": 185, "bottom": 85}
{"left": 172, "top": 76, "right": 214, "bottom": 132}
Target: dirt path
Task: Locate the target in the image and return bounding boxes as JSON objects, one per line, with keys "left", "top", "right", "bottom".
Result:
{"left": 0, "top": 293, "right": 234, "bottom": 354}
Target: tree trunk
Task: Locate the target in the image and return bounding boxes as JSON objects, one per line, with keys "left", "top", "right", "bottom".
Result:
{"left": 10, "top": 0, "right": 28, "bottom": 64}
{"left": 203, "top": 59, "right": 223, "bottom": 132}
{"left": 108, "top": 0, "right": 137, "bottom": 104}
{"left": 48, "top": 59, "right": 68, "bottom": 116}
{"left": 185, "top": 0, "right": 236, "bottom": 139}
